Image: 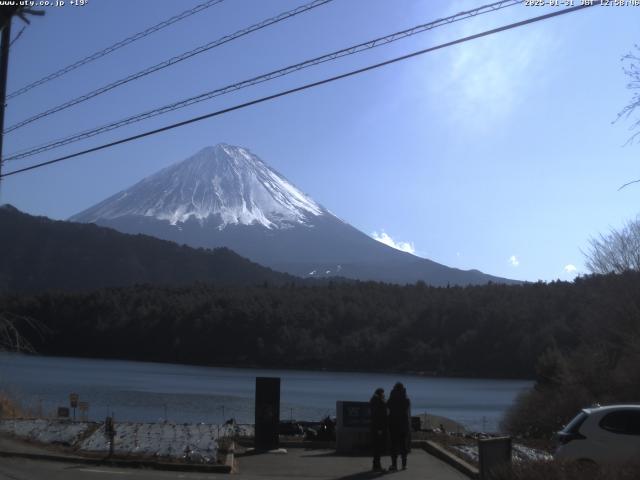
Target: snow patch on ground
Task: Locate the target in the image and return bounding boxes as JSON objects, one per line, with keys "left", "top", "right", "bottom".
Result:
{"left": 0, "top": 419, "right": 253, "bottom": 463}
{"left": 452, "top": 443, "right": 553, "bottom": 464}
{"left": 0, "top": 419, "right": 90, "bottom": 445}
{"left": 79, "top": 422, "right": 252, "bottom": 461}
{"left": 452, "top": 444, "right": 479, "bottom": 462}
{"left": 512, "top": 444, "right": 554, "bottom": 462}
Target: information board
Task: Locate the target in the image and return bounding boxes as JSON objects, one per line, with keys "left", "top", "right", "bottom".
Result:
{"left": 336, "top": 400, "right": 372, "bottom": 453}
{"left": 255, "top": 377, "right": 280, "bottom": 451}
{"left": 479, "top": 436, "right": 512, "bottom": 480}
{"left": 341, "top": 401, "right": 371, "bottom": 428}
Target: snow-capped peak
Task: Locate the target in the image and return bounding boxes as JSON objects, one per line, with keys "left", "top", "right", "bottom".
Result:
{"left": 71, "top": 143, "right": 325, "bottom": 229}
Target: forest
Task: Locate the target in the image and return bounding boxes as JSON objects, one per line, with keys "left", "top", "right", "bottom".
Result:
{"left": 0, "top": 205, "right": 296, "bottom": 291}
{"left": 2, "top": 271, "right": 639, "bottom": 435}
{"left": 0, "top": 272, "right": 635, "bottom": 377}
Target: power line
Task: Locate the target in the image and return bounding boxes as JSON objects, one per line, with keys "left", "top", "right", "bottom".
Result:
{"left": 0, "top": 3, "right": 596, "bottom": 179}
{"left": 5, "top": 0, "right": 522, "bottom": 162}
{"left": 3, "top": 0, "right": 335, "bottom": 134}
{"left": 9, "top": 26, "right": 26, "bottom": 47}
{"left": 6, "top": 0, "right": 225, "bottom": 100}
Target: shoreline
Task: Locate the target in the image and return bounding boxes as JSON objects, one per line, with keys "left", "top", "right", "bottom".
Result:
{"left": 1, "top": 353, "right": 529, "bottom": 433}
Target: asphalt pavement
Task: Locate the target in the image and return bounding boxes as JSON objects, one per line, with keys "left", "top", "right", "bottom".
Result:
{"left": 0, "top": 458, "right": 225, "bottom": 479}
{"left": 0, "top": 447, "right": 469, "bottom": 480}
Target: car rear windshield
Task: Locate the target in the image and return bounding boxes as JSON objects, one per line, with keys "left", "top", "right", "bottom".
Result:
{"left": 563, "top": 411, "right": 588, "bottom": 434}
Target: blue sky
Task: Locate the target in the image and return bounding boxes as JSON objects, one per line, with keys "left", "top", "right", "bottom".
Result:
{"left": 1, "top": 0, "right": 638, "bottom": 282}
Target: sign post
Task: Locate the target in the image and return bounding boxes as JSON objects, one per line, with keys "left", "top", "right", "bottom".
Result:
{"left": 79, "top": 401, "right": 89, "bottom": 422}
{"left": 105, "top": 416, "right": 115, "bottom": 457}
{"left": 69, "top": 393, "right": 79, "bottom": 421}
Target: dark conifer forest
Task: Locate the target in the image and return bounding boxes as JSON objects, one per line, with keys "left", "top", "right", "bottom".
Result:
{"left": 2, "top": 272, "right": 638, "bottom": 385}
{"left": 0, "top": 205, "right": 297, "bottom": 291}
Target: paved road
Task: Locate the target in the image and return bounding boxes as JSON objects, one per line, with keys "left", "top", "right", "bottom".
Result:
{"left": 0, "top": 458, "right": 224, "bottom": 479}
{"left": 0, "top": 448, "right": 468, "bottom": 480}
{"left": 237, "top": 448, "right": 469, "bottom": 479}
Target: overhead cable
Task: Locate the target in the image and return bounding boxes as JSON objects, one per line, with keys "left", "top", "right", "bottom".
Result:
{"left": 4, "top": 0, "right": 335, "bottom": 133}
{"left": 6, "top": 0, "right": 225, "bottom": 100}
{"left": 5, "top": 0, "right": 522, "bottom": 162}
{"left": 9, "top": 26, "right": 26, "bottom": 47}
{"left": 0, "top": 3, "right": 597, "bottom": 179}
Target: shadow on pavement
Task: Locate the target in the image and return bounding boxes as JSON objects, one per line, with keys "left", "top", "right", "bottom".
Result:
{"left": 300, "top": 451, "right": 371, "bottom": 458}
{"left": 333, "top": 471, "right": 387, "bottom": 480}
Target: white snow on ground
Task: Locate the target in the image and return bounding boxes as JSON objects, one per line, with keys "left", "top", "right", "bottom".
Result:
{"left": 453, "top": 444, "right": 478, "bottom": 463}
{"left": 452, "top": 443, "right": 553, "bottom": 463}
{"left": 79, "top": 422, "right": 252, "bottom": 461}
{"left": 0, "top": 419, "right": 254, "bottom": 463}
{"left": 0, "top": 419, "right": 90, "bottom": 445}
{"left": 512, "top": 444, "right": 554, "bottom": 462}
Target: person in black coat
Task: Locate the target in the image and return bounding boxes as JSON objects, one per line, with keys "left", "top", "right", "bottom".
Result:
{"left": 387, "top": 382, "right": 411, "bottom": 470}
{"left": 369, "top": 387, "right": 388, "bottom": 472}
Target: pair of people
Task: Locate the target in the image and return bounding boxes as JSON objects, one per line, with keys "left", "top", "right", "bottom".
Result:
{"left": 370, "top": 382, "right": 411, "bottom": 472}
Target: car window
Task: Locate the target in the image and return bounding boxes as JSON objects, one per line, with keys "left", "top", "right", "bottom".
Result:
{"left": 564, "top": 411, "right": 588, "bottom": 434}
{"left": 599, "top": 411, "right": 640, "bottom": 435}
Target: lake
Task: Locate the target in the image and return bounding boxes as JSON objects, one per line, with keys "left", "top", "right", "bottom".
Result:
{"left": 0, "top": 353, "right": 532, "bottom": 432}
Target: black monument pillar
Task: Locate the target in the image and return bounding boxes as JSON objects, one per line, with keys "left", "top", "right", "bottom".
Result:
{"left": 255, "top": 377, "right": 280, "bottom": 451}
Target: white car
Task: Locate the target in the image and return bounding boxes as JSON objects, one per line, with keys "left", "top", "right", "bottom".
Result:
{"left": 554, "top": 404, "right": 640, "bottom": 464}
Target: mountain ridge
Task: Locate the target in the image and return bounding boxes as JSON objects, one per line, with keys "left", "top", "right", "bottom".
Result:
{"left": 0, "top": 204, "right": 298, "bottom": 292}
{"left": 71, "top": 143, "right": 518, "bottom": 286}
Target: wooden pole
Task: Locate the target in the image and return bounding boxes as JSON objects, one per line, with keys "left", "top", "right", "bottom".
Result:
{"left": 0, "top": 17, "right": 12, "bottom": 181}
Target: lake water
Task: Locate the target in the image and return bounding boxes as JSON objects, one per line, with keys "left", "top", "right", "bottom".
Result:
{"left": 0, "top": 353, "right": 532, "bottom": 432}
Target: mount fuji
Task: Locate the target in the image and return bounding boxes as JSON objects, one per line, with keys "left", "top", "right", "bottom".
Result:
{"left": 71, "top": 144, "right": 514, "bottom": 285}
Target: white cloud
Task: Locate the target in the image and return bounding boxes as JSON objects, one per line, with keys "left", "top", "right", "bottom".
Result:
{"left": 509, "top": 255, "right": 520, "bottom": 267}
{"left": 371, "top": 231, "right": 416, "bottom": 254}
{"left": 564, "top": 264, "right": 577, "bottom": 273}
{"left": 421, "top": 2, "right": 554, "bottom": 129}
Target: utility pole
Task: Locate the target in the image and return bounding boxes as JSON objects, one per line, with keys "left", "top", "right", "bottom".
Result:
{"left": 0, "top": 7, "right": 44, "bottom": 183}
{"left": 0, "top": 17, "right": 11, "bottom": 181}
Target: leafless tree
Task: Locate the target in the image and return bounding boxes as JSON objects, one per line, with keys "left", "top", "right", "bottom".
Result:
{"left": 0, "top": 312, "right": 43, "bottom": 352}
{"left": 616, "top": 45, "right": 640, "bottom": 143}
{"left": 616, "top": 46, "right": 640, "bottom": 190}
{"left": 585, "top": 216, "right": 640, "bottom": 274}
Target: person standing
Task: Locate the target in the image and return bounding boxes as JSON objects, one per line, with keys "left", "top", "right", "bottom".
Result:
{"left": 369, "top": 387, "right": 388, "bottom": 472}
{"left": 387, "top": 382, "right": 411, "bottom": 470}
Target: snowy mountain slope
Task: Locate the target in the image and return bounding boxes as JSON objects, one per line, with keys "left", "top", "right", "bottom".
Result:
{"left": 71, "top": 144, "right": 324, "bottom": 229}
{"left": 71, "top": 144, "right": 516, "bottom": 286}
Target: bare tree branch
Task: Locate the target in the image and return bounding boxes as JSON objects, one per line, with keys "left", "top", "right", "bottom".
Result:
{"left": 0, "top": 313, "right": 47, "bottom": 353}
{"left": 614, "top": 46, "right": 640, "bottom": 190}
{"left": 614, "top": 45, "right": 640, "bottom": 144}
{"left": 584, "top": 216, "right": 640, "bottom": 274}
{"left": 617, "top": 178, "right": 640, "bottom": 190}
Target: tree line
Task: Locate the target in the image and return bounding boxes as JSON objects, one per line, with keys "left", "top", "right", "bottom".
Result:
{"left": 1, "top": 272, "right": 637, "bottom": 382}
